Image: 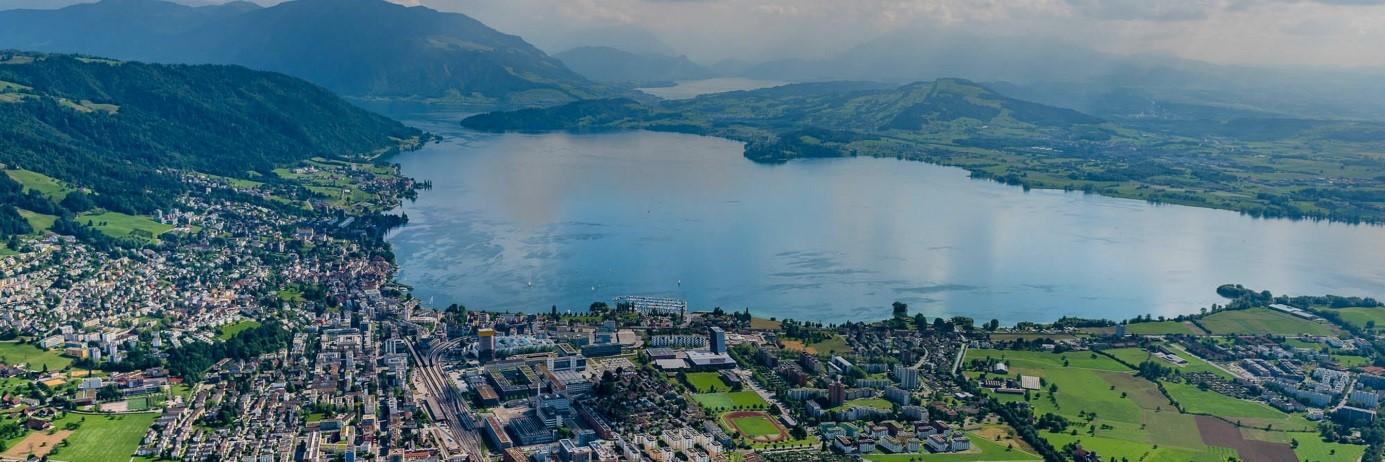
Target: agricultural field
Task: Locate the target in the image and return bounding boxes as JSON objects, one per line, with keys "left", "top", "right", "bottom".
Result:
{"left": 965, "top": 348, "right": 1341, "bottom": 461}
{"left": 1325, "top": 306, "right": 1385, "bottom": 331}
{"left": 1103, "top": 345, "right": 1233, "bottom": 380}
{"left": 1124, "top": 321, "right": 1205, "bottom": 336}
{"left": 0, "top": 342, "right": 72, "bottom": 371}
{"left": 1162, "top": 382, "right": 1314, "bottom": 431}
{"left": 692, "top": 391, "right": 769, "bottom": 411}
{"left": 1198, "top": 308, "right": 1341, "bottom": 337}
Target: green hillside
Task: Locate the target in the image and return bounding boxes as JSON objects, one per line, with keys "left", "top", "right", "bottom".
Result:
{"left": 463, "top": 79, "right": 1385, "bottom": 223}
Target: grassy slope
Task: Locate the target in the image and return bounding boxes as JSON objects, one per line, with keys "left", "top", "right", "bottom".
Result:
{"left": 5, "top": 169, "right": 72, "bottom": 200}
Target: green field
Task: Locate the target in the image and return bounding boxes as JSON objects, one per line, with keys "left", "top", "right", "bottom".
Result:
{"left": 967, "top": 348, "right": 1246, "bottom": 461}
{"left": 1238, "top": 429, "right": 1366, "bottom": 462}
{"left": 1124, "top": 321, "right": 1203, "bottom": 336}
{"left": 727, "top": 414, "right": 782, "bottom": 438}
{"left": 1199, "top": 307, "right": 1341, "bottom": 337}
{"left": 1162, "top": 382, "right": 1313, "bottom": 430}
{"left": 125, "top": 396, "right": 154, "bottom": 411}
{"left": 217, "top": 319, "right": 261, "bottom": 341}
{"left": 0, "top": 342, "right": 72, "bottom": 371}
{"left": 692, "top": 391, "right": 769, "bottom": 411}
{"left": 76, "top": 212, "right": 173, "bottom": 243}
{"left": 46, "top": 412, "right": 158, "bottom": 462}
{"left": 1103, "top": 345, "right": 1233, "bottom": 380}
{"left": 1328, "top": 306, "right": 1385, "bottom": 331}
{"left": 16, "top": 209, "right": 56, "bottom": 234}
{"left": 5, "top": 169, "right": 72, "bottom": 200}
{"left": 685, "top": 372, "right": 731, "bottom": 393}
{"left": 864, "top": 432, "right": 1042, "bottom": 461}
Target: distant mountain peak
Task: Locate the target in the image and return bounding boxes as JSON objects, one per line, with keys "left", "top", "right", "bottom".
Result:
{"left": 0, "top": 0, "right": 610, "bottom": 107}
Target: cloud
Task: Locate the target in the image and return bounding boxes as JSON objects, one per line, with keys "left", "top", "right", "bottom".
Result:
{"left": 1064, "top": 0, "right": 1217, "bottom": 21}
{"left": 416, "top": 0, "right": 1385, "bottom": 68}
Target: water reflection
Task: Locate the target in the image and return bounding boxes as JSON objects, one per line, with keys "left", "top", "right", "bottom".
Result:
{"left": 387, "top": 118, "right": 1385, "bottom": 324}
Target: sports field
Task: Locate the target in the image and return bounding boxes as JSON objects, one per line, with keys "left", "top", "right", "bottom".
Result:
{"left": 722, "top": 411, "right": 787, "bottom": 442}
{"left": 1198, "top": 308, "right": 1341, "bottom": 336}
{"left": 692, "top": 391, "right": 768, "bottom": 411}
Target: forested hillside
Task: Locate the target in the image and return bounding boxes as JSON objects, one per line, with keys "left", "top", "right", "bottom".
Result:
{"left": 0, "top": 51, "right": 420, "bottom": 231}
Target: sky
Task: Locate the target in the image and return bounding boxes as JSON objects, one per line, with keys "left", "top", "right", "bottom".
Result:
{"left": 4, "top": 0, "right": 1384, "bottom": 69}
{"left": 407, "top": 0, "right": 1385, "bottom": 69}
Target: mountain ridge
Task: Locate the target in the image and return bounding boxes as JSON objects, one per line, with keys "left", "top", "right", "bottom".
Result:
{"left": 0, "top": 0, "right": 613, "bottom": 107}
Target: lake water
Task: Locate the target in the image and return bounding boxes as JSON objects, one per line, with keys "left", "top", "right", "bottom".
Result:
{"left": 386, "top": 113, "right": 1385, "bottom": 324}
{"left": 637, "top": 78, "right": 787, "bottom": 100}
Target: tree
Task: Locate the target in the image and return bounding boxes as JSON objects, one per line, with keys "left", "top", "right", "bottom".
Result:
{"left": 892, "top": 302, "right": 908, "bottom": 318}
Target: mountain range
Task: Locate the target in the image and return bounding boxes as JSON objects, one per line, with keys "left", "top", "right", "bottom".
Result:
{"left": 553, "top": 46, "right": 716, "bottom": 85}
{"left": 0, "top": 0, "right": 613, "bottom": 107}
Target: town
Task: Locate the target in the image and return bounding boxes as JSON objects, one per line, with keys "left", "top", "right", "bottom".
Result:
{"left": 2, "top": 156, "right": 1385, "bottom": 462}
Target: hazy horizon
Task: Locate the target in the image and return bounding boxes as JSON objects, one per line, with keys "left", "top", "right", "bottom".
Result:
{"left": 7, "top": 0, "right": 1385, "bottom": 73}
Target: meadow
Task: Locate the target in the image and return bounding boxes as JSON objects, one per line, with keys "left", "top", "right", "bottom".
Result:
{"left": 218, "top": 319, "right": 262, "bottom": 341}
{"left": 0, "top": 341, "right": 72, "bottom": 371}
{"left": 1327, "top": 306, "right": 1385, "bottom": 331}
{"left": 45, "top": 412, "right": 159, "bottom": 462}
{"left": 1198, "top": 308, "right": 1341, "bottom": 337}
{"left": 76, "top": 211, "right": 174, "bottom": 243}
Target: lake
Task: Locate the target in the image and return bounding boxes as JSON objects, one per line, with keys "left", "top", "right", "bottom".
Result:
{"left": 637, "top": 78, "right": 787, "bottom": 100}
{"left": 386, "top": 113, "right": 1385, "bottom": 324}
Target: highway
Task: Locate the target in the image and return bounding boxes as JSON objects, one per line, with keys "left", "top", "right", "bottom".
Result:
{"left": 405, "top": 336, "right": 483, "bottom": 461}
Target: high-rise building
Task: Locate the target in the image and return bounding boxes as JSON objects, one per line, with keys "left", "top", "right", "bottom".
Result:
{"left": 892, "top": 364, "right": 920, "bottom": 390}
{"left": 709, "top": 326, "right": 727, "bottom": 354}
{"left": 828, "top": 379, "right": 846, "bottom": 407}
{"left": 478, "top": 328, "right": 496, "bottom": 361}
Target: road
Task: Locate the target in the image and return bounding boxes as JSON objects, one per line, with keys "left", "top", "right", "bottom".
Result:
{"left": 406, "top": 336, "right": 483, "bottom": 461}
